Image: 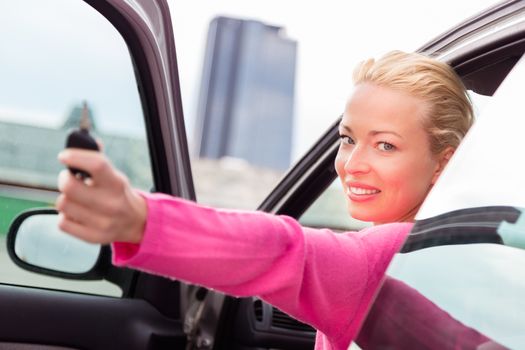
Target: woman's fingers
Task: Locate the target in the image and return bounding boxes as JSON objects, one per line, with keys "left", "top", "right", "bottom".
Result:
{"left": 57, "top": 212, "right": 113, "bottom": 244}
{"left": 56, "top": 150, "right": 147, "bottom": 244}
{"left": 57, "top": 169, "right": 101, "bottom": 212}
{"left": 58, "top": 149, "right": 121, "bottom": 189}
{"left": 56, "top": 188, "right": 119, "bottom": 243}
{"left": 57, "top": 150, "right": 128, "bottom": 209}
{"left": 56, "top": 193, "right": 108, "bottom": 231}
{"left": 58, "top": 168, "right": 119, "bottom": 212}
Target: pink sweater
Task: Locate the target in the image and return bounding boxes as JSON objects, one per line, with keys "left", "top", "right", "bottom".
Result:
{"left": 112, "top": 192, "right": 412, "bottom": 350}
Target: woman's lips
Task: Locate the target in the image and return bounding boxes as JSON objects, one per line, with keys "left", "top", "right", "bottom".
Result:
{"left": 346, "top": 183, "right": 381, "bottom": 202}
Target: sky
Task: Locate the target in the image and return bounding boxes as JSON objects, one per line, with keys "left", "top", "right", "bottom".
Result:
{"left": 0, "top": 0, "right": 144, "bottom": 136}
{"left": 168, "top": 0, "right": 499, "bottom": 160}
{"left": 0, "top": 0, "right": 500, "bottom": 158}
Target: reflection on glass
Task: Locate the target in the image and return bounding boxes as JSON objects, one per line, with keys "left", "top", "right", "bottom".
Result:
{"left": 15, "top": 214, "right": 100, "bottom": 274}
{"left": 385, "top": 244, "right": 525, "bottom": 349}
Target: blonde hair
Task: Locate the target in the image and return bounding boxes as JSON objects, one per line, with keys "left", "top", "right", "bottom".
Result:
{"left": 352, "top": 50, "right": 473, "bottom": 154}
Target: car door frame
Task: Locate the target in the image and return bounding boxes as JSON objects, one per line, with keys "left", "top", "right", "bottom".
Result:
{"left": 0, "top": 0, "right": 195, "bottom": 349}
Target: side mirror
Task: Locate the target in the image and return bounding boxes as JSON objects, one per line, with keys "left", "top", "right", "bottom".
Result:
{"left": 6, "top": 208, "right": 110, "bottom": 280}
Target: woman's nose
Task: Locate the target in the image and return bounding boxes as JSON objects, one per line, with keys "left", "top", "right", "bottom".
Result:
{"left": 343, "top": 146, "right": 371, "bottom": 175}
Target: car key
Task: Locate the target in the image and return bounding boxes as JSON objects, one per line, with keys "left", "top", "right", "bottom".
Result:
{"left": 65, "top": 102, "right": 99, "bottom": 180}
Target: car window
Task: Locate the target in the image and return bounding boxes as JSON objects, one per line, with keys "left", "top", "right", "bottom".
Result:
{"left": 358, "top": 55, "right": 525, "bottom": 349}
{"left": 387, "top": 237, "right": 525, "bottom": 347}
{"left": 0, "top": 0, "right": 153, "bottom": 296}
{"left": 299, "top": 179, "right": 370, "bottom": 231}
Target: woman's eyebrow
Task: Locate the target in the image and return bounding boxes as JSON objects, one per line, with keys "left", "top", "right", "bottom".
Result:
{"left": 338, "top": 124, "right": 402, "bottom": 139}
{"left": 370, "top": 130, "right": 404, "bottom": 139}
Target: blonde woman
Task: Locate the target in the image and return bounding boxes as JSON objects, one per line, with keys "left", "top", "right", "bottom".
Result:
{"left": 56, "top": 51, "right": 476, "bottom": 350}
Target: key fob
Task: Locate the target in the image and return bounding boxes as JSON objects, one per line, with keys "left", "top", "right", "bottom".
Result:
{"left": 65, "top": 128, "right": 99, "bottom": 179}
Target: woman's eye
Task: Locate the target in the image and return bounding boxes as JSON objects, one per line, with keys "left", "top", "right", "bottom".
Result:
{"left": 378, "top": 141, "right": 395, "bottom": 151}
{"left": 339, "top": 135, "right": 355, "bottom": 145}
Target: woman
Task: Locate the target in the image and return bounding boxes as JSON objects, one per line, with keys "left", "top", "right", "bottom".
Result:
{"left": 56, "top": 51, "right": 474, "bottom": 350}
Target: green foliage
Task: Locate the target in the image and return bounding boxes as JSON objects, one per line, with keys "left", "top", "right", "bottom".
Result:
{"left": 0, "top": 195, "right": 51, "bottom": 235}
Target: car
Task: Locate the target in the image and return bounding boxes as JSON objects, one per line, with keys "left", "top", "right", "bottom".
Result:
{"left": 1, "top": 0, "right": 524, "bottom": 349}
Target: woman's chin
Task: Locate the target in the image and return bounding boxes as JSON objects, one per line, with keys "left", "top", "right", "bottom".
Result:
{"left": 347, "top": 205, "right": 397, "bottom": 224}
{"left": 347, "top": 206, "right": 376, "bottom": 223}
{"left": 348, "top": 208, "right": 416, "bottom": 225}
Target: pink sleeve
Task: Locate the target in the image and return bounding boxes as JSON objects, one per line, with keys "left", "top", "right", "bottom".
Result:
{"left": 112, "top": 192, "right": 411, "bottom": 345}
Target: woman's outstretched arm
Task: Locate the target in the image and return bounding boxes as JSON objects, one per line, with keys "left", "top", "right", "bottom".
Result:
{"left": 112, "top": 192, "right": 410, "bottom": 347}
{"left": 56, "top": 149, "right": 410, "bottom": 347}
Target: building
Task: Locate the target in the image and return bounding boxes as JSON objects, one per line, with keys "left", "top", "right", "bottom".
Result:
{"left": 0, "top": 104, "right": 151, "bottom": 191}
{"left": 194, "top": 16, "right": 297, "bottom": 170}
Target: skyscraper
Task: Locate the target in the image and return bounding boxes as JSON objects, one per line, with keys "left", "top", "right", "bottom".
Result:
{"left": 194, "top": 16, "right": 297, "bottom": 170}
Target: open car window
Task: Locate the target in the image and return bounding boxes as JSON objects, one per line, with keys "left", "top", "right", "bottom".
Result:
{"left": 0, "top": 0, "right": 153, "bottom": 296}
{"left": 358, "top": 54, "right": 525, "bottom": 349}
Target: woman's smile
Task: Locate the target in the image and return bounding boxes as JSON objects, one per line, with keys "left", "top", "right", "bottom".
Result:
{"left": 346, "top": 182, "right": 381, "bottom": 202}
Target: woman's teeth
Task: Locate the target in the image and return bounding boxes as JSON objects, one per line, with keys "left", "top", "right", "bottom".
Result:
{"left": 349, "top": 187, "right": 380, "bottom": 195}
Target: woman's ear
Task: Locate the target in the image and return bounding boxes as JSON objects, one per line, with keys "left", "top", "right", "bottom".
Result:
{"left": 431, "top": 146, "right": 455, "bottom": 184}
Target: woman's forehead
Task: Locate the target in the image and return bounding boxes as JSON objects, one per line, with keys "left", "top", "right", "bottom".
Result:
{"left": 342, "top": 84, "right": 428, "bottom": 131}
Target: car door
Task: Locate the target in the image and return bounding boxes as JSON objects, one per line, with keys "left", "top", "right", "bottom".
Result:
{"left": 186, "top": 1, "right": 525, "bottom": 349}
{"left": 0, "top": 0, "right": 193, "bottom": 349}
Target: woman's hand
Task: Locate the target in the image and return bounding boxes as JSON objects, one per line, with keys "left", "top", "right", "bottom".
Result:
{"left": 56, "top": 149, "right": 147, "bottom": 244}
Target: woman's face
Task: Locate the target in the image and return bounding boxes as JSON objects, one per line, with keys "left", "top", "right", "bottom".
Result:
{"left": 335, "top": 83, "right": 449, "bottom": 224}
